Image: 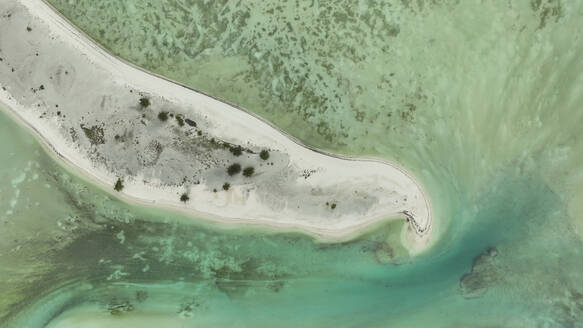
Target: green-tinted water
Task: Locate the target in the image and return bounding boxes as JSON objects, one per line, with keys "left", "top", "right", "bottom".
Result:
{"left": 1, "top": 106, "right": 581, "bottom": 326}
{"left": 42, "top": 0, "right": 583, "bottom": 236}
{"left": 2, "top": 0, "right": 583, "bottom": 326}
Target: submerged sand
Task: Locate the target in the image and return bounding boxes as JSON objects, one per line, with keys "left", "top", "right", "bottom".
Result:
{"left": 0, "top": 0, "right": 433, "bottom": 252}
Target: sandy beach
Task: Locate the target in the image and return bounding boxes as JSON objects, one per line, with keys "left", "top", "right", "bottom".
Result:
{"left": 0, "top": 0, "right": 433, "bottom": 252}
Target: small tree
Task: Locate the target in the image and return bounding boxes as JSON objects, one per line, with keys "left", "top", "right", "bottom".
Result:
{"left": 114, "top": 178, "right": 124, "bottom": 192}
{"left": 139, "top": 97, "right": 150, "bottom": 108}
{"left": 242, "top": 167, "right": 255, "bottom": 177}
{"left": 180, "top": 193, "right": 189, "bottom": 203}
{"left": 331, "top": 203, "right": 337, "bottom": 209}
{"left": 222, "top": 183, "right": 230, "bottom": 191}
{"left": 158, "top": 112, "right": 169, "bottom": 121}
{"left": 227, "top": 163, "right": 241, "bottom": 176}
{"left": 259, "top": 150, "right": 270, "bottom": 160}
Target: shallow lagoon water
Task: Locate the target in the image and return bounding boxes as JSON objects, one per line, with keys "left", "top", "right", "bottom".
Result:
{"left": 1, "top": 112, "right": 582, "bottom": 325}
{"left": 1, "top": 112, "right": 580, "bottom": 327}
{"left": 2, "top": 0, "right": 583, "bottom": 326}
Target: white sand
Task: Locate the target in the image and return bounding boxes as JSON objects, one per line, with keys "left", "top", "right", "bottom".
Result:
{"left": 0, "top": 0, "right": 433, "bottom": 252}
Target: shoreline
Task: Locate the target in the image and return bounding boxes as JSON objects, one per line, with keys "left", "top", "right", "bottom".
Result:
{"left": 0, "top": 86, "right": 417, "bottom": 246}
{"left": 0, "top": 0, "right": 434, "bottom": 252}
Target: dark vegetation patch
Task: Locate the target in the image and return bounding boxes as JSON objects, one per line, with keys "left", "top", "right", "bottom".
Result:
{"left": 180, "top": 193, "right": 190, "bottom": 202}
{"left": 227, "top": 163, "right": 241, "bottom": 176}
{"left": 114, "top": 178, "right": 124, "bottom": 191}
{"left": 139, "top": 97, "right": 150, "bottom": 108}
{"left": 229, "top": 145, "right": 243, "bottom": 156}
{"left": 259, "top": 150, "right": 270, "bottom": 160}
{"left": 158, "top": 111, "right": 169, "bottom": 121}
{"left": 80, "top": 124, "right": 105, "bottom": 145}
{"left": 222, "top": 183, "right": 230, "bottom": 191}
{"left": 242, "top": 167, "right": 254, "bottom": 177}
{"left": 175, "top": 115, "right": 184, "bottom": 126}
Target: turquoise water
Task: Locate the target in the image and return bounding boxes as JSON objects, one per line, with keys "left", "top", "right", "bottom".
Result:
{"left": 1, "top": 106, "right": 582, "bottom": 326}
{"left": 2, "top": 0, "right": 583, "bottom": 326}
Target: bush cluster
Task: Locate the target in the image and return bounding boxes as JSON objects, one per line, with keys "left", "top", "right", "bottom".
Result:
{"left": 243, "top": 167, "right": 255, "bottom": 177}
{"left": 227, "top": 163, "right": 241, "bottom": 176}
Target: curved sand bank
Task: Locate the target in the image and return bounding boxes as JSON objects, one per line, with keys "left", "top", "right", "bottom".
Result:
{"left": 0, "top": 0, "right": 432, "bottom": 252}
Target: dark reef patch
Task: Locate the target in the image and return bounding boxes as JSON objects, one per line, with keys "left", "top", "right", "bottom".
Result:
{"left": 459, "top": 247, "right": 499, "bottom": 299}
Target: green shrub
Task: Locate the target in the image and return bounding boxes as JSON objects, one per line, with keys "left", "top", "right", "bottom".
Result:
{"left": 259, "top": 150, "right": 270, "bottom": 160}
{"left": 158, "top": 112, "right": 169, "bottom": 121}
{"left": 180, "top": 193, "right": 189, "bottom": 203}
{"left": 242, "top": 167, "right": 255, "bottom": 177}
{"left": 227, "top": 163, "right": 241, "bottom": 176}
{"left": 331, "top": 203, "right": 337, "bottom": 209}
{"left": 222, "top": 183, "right": 230, "bottom": 191}
{"left": 139, "top": 97, "right": 150, "bottom": 108}
{"left": 176, "top": 115, "right": 184, "bottom": 126}
{"left": 230, "top": 146, "right": 243, "bottom": 156}
{"left": 80, "top": 124, "right": 105, "bottom": 145}
{"left": 114, "top": 178, "right": 124, "bottom": 191}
